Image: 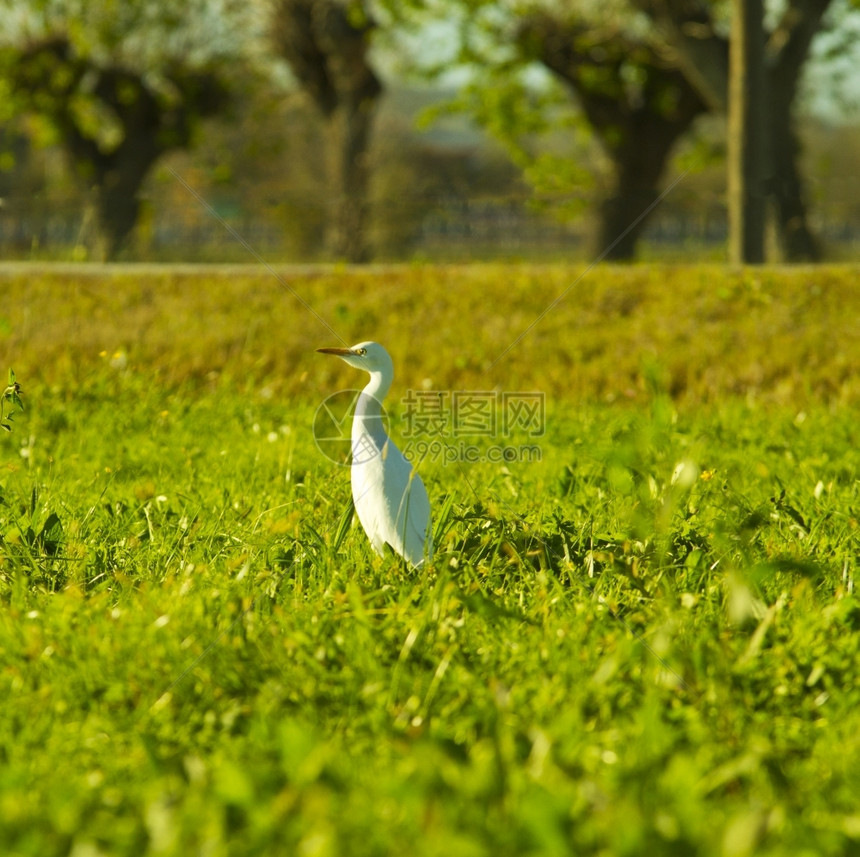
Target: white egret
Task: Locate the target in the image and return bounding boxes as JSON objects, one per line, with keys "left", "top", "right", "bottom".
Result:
{"left": 317, "top": 341, "right": 433, "bottom": 567}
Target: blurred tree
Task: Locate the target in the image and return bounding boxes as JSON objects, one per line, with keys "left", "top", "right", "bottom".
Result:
{"left": 633, "top": 0, "right": 834, "bottom": 260}
{"left": 270, "top": 0, "right": 381, "bottom": 261}
{"left": 389, "top": 0, "right": 856, "bottom": 261}
{"left": 386, "top": 0, "right": 710, "bottom": 259}
{"left": 516, "top": 12, "right": 707, "bottom": 259}
{"left": 0, "top": 0, "right": 246, "bottom": 260}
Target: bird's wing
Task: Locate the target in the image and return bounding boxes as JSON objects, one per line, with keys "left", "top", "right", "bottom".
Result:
{"left": 352, "top": 459, "right": 389, "bottom": 557}
{"left": 353, "top": 438, "right": 432, "bottom": 567}
{"left": 385, "top": 452, "right": 432, "bottom": 567}
{"left": 400, "top": 471, "right": 432, "bottom": 562}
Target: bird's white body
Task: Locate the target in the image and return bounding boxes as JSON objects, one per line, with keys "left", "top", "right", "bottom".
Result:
{"left": 318, "top": 342, "right": 432, "bottom": 567}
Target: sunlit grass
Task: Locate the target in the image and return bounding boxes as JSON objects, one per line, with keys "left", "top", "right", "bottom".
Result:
{"left": 1, "top": 262, "right": 858, "bottom": 404}
{"left": 0, "top": 263, "right": 858, "bottom": 856}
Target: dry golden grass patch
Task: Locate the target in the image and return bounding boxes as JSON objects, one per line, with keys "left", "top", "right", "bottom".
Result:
{"left": 1, "top": 262, "right": 857, "bottom": 405}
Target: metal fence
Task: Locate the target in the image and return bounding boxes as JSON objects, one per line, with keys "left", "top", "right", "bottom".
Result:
{"left": 1, "top": 192, "right": 858, "bottom": 261}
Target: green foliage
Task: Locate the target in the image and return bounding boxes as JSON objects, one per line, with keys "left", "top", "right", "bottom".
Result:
{"left": 0, "top": 266, "right": 859, "bottom": 855}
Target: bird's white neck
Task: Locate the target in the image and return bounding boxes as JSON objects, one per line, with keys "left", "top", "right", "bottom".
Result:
{"left": 353, "top": 372, "right": 390, "bottom": 449}
{"left": 362, "top": 370, "right": 391, "bottom": 405}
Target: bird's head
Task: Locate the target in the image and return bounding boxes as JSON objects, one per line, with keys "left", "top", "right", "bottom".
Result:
{"left": 317, "top": 341, "right": 393, "bottom": 378}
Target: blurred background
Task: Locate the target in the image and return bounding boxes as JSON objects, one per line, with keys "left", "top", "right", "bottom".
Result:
{"left": 0, "top": 0, "right": 859, "bottom": 265}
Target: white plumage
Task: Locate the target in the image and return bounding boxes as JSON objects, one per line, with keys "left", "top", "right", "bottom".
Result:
{"left": 317, "top": 341, "right": 432, "bottom": 567}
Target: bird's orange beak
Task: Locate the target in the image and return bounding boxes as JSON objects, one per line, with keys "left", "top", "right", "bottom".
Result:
{"left": 317, "top": 347, "right": 354, "bottom": 356}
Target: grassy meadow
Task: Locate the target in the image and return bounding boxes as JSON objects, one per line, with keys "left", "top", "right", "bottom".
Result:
{"left": 0, "top": 263, "right": 859, "bottom": 856}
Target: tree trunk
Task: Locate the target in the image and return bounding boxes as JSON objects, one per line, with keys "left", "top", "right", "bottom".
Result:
{"left": 589, "top": 82, "right": 706, "bottom": 259}
{"left": 597, "top": 130, "right": 677, "bottom": 260}
{"left": 767, "top": 110, "right": 821, "bottom": 260}
{"left": 95, "top": 153, "right": 156, "bottom": 260}
{"left": 728, "top": 0, "right": 766, "bottom": 263}
{"left": 597, "top": 190, "right": 659, "bottom": 260}
{"left": 764, "top": 0, "right": 830, "bottom": 261}
{"left": 327, "top": 94, "right": 377, "bottom": 262}
{"left": 64, "top": 134, "right": 157, "bottom": 262}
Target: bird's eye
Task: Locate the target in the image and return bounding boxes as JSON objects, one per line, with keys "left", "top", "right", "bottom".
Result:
{"left": 355, "top": 348, "right": 367, "bottom": 356}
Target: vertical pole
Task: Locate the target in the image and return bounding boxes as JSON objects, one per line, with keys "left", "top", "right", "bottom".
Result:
{"left": 728, "top": 0, "right": 766, "bottom": 264}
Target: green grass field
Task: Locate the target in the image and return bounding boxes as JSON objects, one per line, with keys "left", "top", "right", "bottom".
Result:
{"left": 0, "top": 263, "right": 858, "bottom": 856}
